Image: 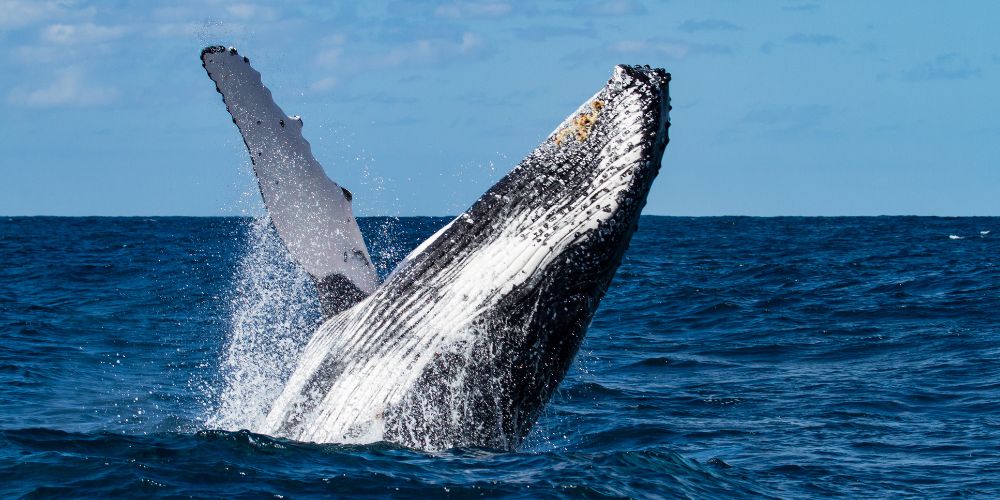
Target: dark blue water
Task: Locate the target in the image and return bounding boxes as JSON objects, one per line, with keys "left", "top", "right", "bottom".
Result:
{"left": 1, "top": 216, "right": 998, "bottom": 497}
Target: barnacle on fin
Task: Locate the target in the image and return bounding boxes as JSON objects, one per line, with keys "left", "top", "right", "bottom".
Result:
{"left": 555, "top": 127, "right": 574, "bottom": 147}
{"left": 555, "top": 99, "right": 604, "bottom": 146}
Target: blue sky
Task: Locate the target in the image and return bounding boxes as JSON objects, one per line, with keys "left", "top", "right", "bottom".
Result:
{"left": 0, "top": 1, "right": 997, "bottom": 216}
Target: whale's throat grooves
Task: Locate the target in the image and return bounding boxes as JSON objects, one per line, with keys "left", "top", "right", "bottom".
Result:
{"left": 257, "top": 64, "right": 670, "bottom": 450}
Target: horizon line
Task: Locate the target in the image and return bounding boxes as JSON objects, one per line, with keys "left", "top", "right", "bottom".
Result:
{"left": 3, "top": 214, "right": 999, "bottom": 219}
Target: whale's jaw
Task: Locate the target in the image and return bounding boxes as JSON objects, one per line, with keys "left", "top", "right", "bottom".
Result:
{"left": 263, "top": 65, "right": 671, "bottom": 450}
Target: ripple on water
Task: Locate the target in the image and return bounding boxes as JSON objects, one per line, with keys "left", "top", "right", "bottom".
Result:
{"left": 1, "top": 216, "right": 999, "bottom": 496}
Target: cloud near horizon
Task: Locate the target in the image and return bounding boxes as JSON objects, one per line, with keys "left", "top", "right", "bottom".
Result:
{"left": 308, "top": 31, "right": 494, "bottom": 93}
{"left": 40, "top": 22, "right": 128, "bottom": 44}
{"left": 7, "top": 66, "right": 119, "bottom": 108}
{"left": 606, "top": 38, "right": 733, "bottom": 59}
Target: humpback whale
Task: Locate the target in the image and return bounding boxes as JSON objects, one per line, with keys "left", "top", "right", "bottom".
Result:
{"left": 201, "top": 46, "right": 670, "bottom": 450}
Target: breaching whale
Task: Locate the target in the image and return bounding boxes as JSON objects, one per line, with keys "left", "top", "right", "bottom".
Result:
{"left": 201, "top": 46, "right": 670, "bottom": 450}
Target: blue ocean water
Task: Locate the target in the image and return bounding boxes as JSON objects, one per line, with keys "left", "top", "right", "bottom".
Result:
{"left": 1, "top": 216, "right": 998, "bottom": 497}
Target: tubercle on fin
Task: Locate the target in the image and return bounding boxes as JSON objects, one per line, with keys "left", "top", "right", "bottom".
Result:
{"left": 200, "top": 45, "right": 228, "bottom": 57}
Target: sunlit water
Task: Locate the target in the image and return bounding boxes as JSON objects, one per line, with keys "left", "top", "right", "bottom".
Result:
{"left": 1, "top": 216, "right": 997, "bottom": 497}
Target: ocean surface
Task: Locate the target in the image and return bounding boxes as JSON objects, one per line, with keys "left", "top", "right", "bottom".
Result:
{"left": 1, "top": 215, "right": 997, "bottom": 498}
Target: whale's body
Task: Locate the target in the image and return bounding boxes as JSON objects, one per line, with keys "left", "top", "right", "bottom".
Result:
{"left": 202, "top": 47, "right": 670, "bottom": 450}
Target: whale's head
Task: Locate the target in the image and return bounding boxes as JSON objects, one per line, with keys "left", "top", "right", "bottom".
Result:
{"left": 378, "top": 65, "right": 671, "bottom": 448}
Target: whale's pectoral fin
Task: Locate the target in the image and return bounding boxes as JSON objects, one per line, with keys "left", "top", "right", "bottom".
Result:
{"left": 201, "top": 46, "right": 379, "bottom": 317}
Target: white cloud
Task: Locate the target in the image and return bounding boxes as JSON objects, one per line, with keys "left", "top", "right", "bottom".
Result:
{"left": 11, "top": 44, "right": 67, "bottom": 63}
{"left": 7, "top": 67, "right": 119, "bottom": 107}
{"left": 9, "top": 21, "right": 128, "bottom": 64}
{"left": 41, "top": 22, "right": 128, "bottom": 44}
{"left": 367, "top": 32, "right": 491, "bottom": 70}
{"left": 0, "top": 0, "right": 94, "bottom": 30}
{"left": 313, "top": 34, "right": 348, "bottom": 67}
{"left": 314, "top": 45, "right": 344, "bottom": 67}
{"left": 609, "top": 39, "right": 732, "bottom": 59}
{"left": 225, "top": 3, "right": 278, "bottom": 21}
{"left": 309, "top": 77, "right": 338, "bottom": 93}
{"left": 151, "top": 5, "right": 198, "bottom": 21}
{"left": 147, "top": 20, "right": 249, "bottom": 41}
{"left": 310, "top": 32, "right": 493, "bottom": 83}
{"left": 149, "top": 21, "right": 204, "bottom": 38}
{"left": 9, "top": 39, "right": 119, "bottom": 63}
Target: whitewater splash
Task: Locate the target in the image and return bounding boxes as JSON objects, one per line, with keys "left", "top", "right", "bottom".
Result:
{"left": 207, "top": 217, "right": 318, "bottom": 432}
{"left": 208, "top": 219, "right": 404, "bottom": 432}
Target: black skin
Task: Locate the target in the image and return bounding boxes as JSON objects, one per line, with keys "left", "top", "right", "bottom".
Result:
{"left": 384, "top": 66, "right": 670, "bottom": 449}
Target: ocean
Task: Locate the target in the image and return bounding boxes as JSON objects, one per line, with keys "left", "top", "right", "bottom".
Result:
{"left": 1, "top": 216, "right": 997, "bottom": 497}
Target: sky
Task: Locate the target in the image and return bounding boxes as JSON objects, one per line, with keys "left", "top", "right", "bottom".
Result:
{"left": 0, "top": 0, "right": 998, "bottom": 216}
